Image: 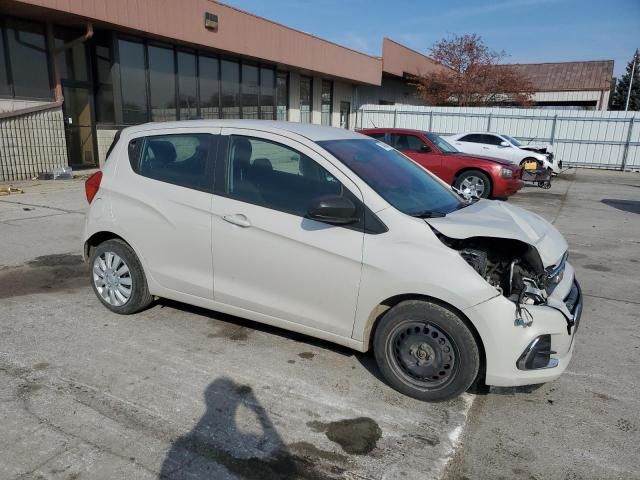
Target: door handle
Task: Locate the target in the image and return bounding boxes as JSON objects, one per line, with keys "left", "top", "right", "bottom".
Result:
{"left": 482, "top": 146, "right": 490, "bottom": 149}
{"left": 223, "top": 214, "right": 252, "bottom": 228}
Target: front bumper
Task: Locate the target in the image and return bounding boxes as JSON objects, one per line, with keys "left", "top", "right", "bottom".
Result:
{"left": 464, "top": 265, "right": 582, "bottom": 387}
{"left": 492, "top": 177, "right": 524, "bottom": 198}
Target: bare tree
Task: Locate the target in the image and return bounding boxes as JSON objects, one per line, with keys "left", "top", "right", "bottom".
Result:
{"left": 412, "top": 34, "right": 535, "bottom": 106}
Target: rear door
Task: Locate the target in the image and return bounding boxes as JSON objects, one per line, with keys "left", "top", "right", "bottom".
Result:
{"left": 210, "top": 129, "right": 365, "bottom": 338}
{"left": 451, "top": 134, "right": 485, "bottom": 155}
{"left": 388, "top": 133, "right": 444, "bottom": 176}
{"left": 112, "top": 127, "right": 219, "bottom": 299}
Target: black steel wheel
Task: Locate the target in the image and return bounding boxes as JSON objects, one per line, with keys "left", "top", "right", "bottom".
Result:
{"left": 388, "top": 321, "right": 458, "bottom": 389}
{"left": 373, "top": 300, "right": 480, "bottom": 402}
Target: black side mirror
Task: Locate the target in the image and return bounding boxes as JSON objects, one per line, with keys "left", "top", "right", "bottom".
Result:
{"left": 307, "top": 195, "right": 359, "bottom": 225}
{"left": 420, "top": 144, "right": 432, "bottom": 153}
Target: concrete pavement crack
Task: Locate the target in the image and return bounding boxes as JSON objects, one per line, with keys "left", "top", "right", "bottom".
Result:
{"left": 583, "top": 293, "right": 640, "bottom": 305}
{"left": 0, "top": 198, "right": 84, "bottom": 214}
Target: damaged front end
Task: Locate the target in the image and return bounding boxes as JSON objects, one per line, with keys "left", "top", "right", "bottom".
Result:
{"left": 434, "top": 233, "right": 570, "bottom": 328}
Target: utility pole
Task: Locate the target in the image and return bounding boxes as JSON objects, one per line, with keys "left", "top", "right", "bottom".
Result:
{"left": 625, "top": 50, "right": 638, "bottom": 111}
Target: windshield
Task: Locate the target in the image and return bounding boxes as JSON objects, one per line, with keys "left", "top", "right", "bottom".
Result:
{"left": 503, "top": 135, "right": 522, "bottom": 147}
{"left": 318, "top": 139, "right": 462, "bottom": 216}
{"left": 424, "top": 133, "right": 459, "bottom": 153}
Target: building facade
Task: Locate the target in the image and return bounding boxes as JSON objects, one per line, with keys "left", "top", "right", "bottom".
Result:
{"left": 0, "top": 1, "right": 618, "bottom": 181}
{"left": 505, "top": 61, "right": 615, "bottom": 111}
{"left": 0, "top": 0, "right": 382, "bottom": 178}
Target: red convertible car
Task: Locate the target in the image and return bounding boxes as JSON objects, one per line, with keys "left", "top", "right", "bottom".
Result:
{"left": 359, "top": 128, "right": 523, "bottom": 199}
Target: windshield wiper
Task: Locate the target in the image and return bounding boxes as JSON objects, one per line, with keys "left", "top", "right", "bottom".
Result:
{"left": 410, "top": 210, "right": 447, "bottom": 218}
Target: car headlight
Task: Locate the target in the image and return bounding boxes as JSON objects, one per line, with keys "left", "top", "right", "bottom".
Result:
{"left": 500, "top": 167, "right": 513, "bottom": 178}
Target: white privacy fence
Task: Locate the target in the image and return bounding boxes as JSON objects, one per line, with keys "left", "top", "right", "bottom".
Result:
{"left": 355, "top": 105, "right": 640, "bottom": 170}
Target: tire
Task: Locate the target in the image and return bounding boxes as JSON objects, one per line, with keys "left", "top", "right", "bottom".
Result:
{"left": 373, "top": 300, "right": 480, "bottom": 402}
{"left": 89, "top": 239, "right": 153, "bottom": 314}
{"left": 454, "top": 170, "right": 492, "bottom": 199}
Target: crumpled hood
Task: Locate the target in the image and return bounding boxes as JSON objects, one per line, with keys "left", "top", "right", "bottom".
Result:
{"left": 426, "top": 200, "right": 568, "bottom": 267}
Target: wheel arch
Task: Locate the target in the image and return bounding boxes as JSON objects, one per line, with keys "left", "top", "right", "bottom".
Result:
{"left": 84, "top": 231, "right": 131, "bottom": 261}
{"left": 453, "top": 167, "right": 494, "bottom": 197}
{"left": 362, "top": 293, "right": 487, "bottom": 383}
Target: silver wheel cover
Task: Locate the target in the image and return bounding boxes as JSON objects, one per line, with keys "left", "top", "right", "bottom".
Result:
{"left": 93, "top": 252, "right": 133, "bottom": 307}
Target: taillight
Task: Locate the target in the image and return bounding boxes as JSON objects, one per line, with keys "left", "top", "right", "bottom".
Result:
{"left": 85, "top": 171, "right": 103, "bottom": 203}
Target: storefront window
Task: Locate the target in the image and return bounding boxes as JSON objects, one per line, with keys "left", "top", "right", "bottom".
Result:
{"left": 54, "top": 27, "right": 88, "bottom": 82}
{"left": 178, "top": 51, "right": 198, "bottom": 120}
{"left": 148, "top": 45, "right": 176, "bottom": 122}
{"left": 300, "top": 75, "right": 312, "bottom": 123}
{"left": 93, "top": 32, "right": 114, "bottom": 124}
{"left": 199, "top": 55, "right": 219, "bottom": 119}
{"left": 241, "top": 64, "right": 259, "bottom": 119}
{"left": 0, "top": 29, "right": 10, "bottom": 96}
{"left": 119, "top": 39, "right": 148, "bottom": 124}
{"left": 276, "top": 72, "right": 288, "bottom": 121}
{"left": 321, "top": 79, "right": 332, "bottom": 126}
{"left": 260, "top": 67, "right": 275, "bottom": 120}
{"left": 221, "top": 59, "right": 240, "bottom": 119}
{"left": 4, "top": 19, "right": 52, "bottom": 99}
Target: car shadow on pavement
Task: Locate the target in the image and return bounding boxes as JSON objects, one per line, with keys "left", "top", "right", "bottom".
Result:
{"left": 155, "top": 298, "right": 355, "bottom": 358}
{"left": 601, "top": 199, "right": 640, "bottom": 214}
{"left": 159, "top": 376, "right": 331, "bottom": 480}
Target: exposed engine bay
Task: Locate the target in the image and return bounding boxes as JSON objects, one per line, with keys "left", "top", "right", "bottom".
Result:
{"left": 520, "top": 145, "right": 550, "bottom": 155}
{"left": 435, "top": 233, "right": 563, "bottom": 307}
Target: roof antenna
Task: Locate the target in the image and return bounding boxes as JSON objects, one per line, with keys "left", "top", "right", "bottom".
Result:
{"left": 369, "top": 119, "right": 378, "bottom": 128}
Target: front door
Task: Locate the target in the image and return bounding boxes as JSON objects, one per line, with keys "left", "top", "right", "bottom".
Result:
{"left": 62, "top": 84, "right": 98, "bottom": 168}
{"left": 388, "top": 133, "right": 444, "bottom": 176}
{"left": 339, "top": 101, "right": 350, "bottom": 129}
{"left": 211, "top": 129, "right": 364, "bottom": 338}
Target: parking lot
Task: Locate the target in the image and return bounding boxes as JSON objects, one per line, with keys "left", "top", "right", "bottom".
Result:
{"left": 1, "top": 168, "right": 639, "bottom": 480}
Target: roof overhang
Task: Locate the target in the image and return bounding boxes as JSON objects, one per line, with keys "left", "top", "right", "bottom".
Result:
{"left": 3, "top": 0, "right": 383, "bottom": 86}
{"left": 381, "top": 38, "right": 450, "bottom": 78}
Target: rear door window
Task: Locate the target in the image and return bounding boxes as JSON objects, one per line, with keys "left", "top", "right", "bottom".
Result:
{"left": 389, "top": 134, "right": 426, "bottom": 152}
{"left": 136, "top": 134, "right": 215, "bottom": 191}
{"left": 458, "top": 134, "right": 485, "bottom": 143}
{"left": 363, "top": 132, "right": 386, "bottom": 141}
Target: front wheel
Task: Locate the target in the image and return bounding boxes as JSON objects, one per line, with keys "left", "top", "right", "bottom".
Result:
{"left": 90, "top": 239, "right": 153, "bottom": 314}
{"left": 373, "top": 300, "right": 480, "bottom": 402}
{"left": 454, "top": 170, "right": 492, "bottom": 199}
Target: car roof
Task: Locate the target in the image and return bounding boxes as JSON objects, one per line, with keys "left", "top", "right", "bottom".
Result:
{"left": 454, "top": 132, "right": 503, "bottom": 136}
{"left": 122, "top": 120, "right": 365, "bottom": 142}
{"left": 359, "top": 127, "right": 426, "bottom": 133}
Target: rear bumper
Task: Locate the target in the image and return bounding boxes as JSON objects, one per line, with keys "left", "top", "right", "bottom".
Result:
{"left": 464, "top": 271, "right": 582, "bottom": 387}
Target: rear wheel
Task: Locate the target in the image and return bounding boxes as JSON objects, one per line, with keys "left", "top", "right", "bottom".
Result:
{"left": 90, "top": 239, "right": 153, "bottom": 314}
{"left": 454, "top": 170, "right": 492, "bottom": 199}
{"left": 373, "top": 300, "right": 480, "bottom": 402}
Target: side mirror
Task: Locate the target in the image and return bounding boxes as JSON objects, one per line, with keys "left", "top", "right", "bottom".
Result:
{"left": 420, "top": 144, "right": 432, "bottom": 153}
{"left": 499, "top": 141, "right": 510, "bottom": 147}
{"left": 307, "top": 195, "right": 359, "bottom": 225}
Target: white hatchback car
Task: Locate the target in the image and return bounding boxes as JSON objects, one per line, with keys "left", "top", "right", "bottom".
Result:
{"left": 83, "top": 120, "right": 582, "bottom": 401}
{"left": 445, "top": 132, "right": 561, "bottom": 174}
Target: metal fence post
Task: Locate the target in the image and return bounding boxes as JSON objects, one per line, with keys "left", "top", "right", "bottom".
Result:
{"left": 393, "top": 108, "right": 398, "bottom": 128}
{"left": 486, "top": 113, "right": 492, "bottom": 132}
{"left": 550, "top": 115, "right": 558, "bottom": 145}
{"left": 621, "top": 116, "right": 635, "bottom": 171}
{"left": 429, "top": 111, "right": 433, "bottom": 131}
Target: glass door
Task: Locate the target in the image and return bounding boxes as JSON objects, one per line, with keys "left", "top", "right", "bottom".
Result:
{"left": 62, "top": 84, "right": 98, "bottom": 168}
